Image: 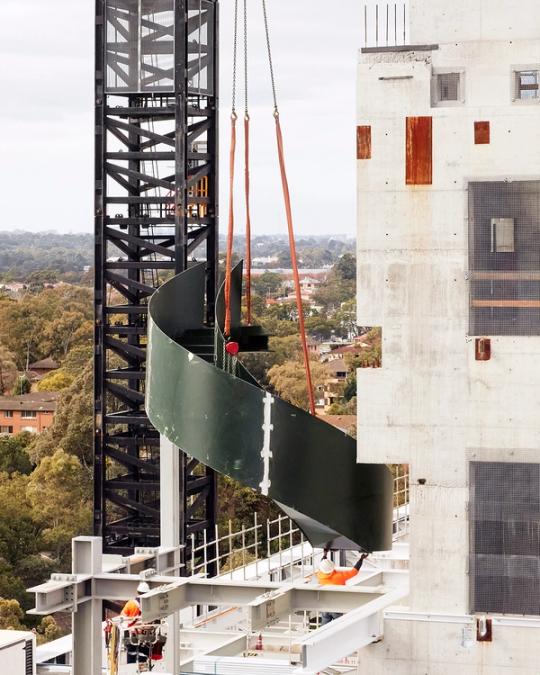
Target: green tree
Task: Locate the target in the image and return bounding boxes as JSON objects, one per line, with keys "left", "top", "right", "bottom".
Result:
{"left": 343, "top": 374, "right": 357, "bottom": 401}
{"left": 239, "top": 335, "right": 301, "bottom": 384}
{"left": 217, "top": 476, "right": 279, "bottom": 533}
{"left": 346, "top": 328, "right": 382, "bottom": 369}
{"left": 0, "top": 346, "right": 17, "bottom": 395}
{"left": 304, "top": 315, "right": 340, "bottom": 341}
{"left": 29, "top": 360, "right": 93, "bottom": 471}
{"left": 35, "top": 615, "right": 63, "bottom": 644}
{"left": 0, "top": 473, "right": 40, "bottom": 568}
{"left": 41, "top": 313, "right": 93, "bottom": 360}
{"left": 61, "top": 344, "right": 93, "bottom": 374}
{"left": 13, "top": 375, "right": 31, "bottom": 395}
{"left": 0, "top": 598, "right": 25, "bottom": 630}
{"left": 27, "top": 449, "right": 92, "bottom": 565}
{"left": 334, "top": 298, "right": 359, "bottom": 339}
{"left": 16, "top": 555, "right": 55, "bottom": 589}
{"left": 267, "top": 359, "right": 327, "bottom": 410}
{"left": 251, "top": 272, "right": 284, "bottom": 297}
{"left": 326, "top": 396, "right": 357, "bottom": 416}
{"left": 0, "top": 434, "right": 32, "bottom": 475}
{"left": 0, "top": 561, "right": 32, "bottom": 612}
{"left": 36, "top": 370, "right": 75, "bottom": 392}
{"left": 0, "top": 284, "right": 92, "bottom": 367}
{"left": 334, "top": 253, "right": 356, "bottom": 281}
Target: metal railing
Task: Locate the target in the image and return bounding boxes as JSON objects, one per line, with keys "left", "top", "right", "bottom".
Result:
{"left": 393, "top": 463, "right": 410, "bottom": 540}
{"left": 189, "top": 466, "right": 410, "bottom": 580}
{"left": 362, "top": 2, "right": 409, "bottom": 48}
{"left": 189, "top": 513, "right": 313, "bottom": 580}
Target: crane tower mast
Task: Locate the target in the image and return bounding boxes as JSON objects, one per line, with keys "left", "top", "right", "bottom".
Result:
{"left": 93, "top": 0, "right": 219, "bottom": 558}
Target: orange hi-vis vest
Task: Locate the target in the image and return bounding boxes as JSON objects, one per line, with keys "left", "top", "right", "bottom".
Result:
{"left": 316, "top": 568, "right": 359, "bottom": 586}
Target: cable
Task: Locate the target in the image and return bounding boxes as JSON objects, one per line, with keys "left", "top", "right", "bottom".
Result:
{"left": 261, "top": 0, "right": 278, "bottom": 113}
{"left": 224, "top": 0, "right": 240, "bottom": 336}
{"left": 243, "top": 0, "right": 252, "bottom": 324}
{"left": 231, "top": 0, "right": 239, "bottom": 114}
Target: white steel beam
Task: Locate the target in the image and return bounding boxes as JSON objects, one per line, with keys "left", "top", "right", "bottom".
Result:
{"left": 160, "top": 435, "right": 181, "bottom": 675}
{"left": 72, "top": 538, "right": 103, "bottom": 675}
{"left": 295, "top": 588, "right": 408, "bottom": 674}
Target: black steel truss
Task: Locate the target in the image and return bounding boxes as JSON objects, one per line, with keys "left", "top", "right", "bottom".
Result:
{"left": 94, "top": 0, "right": 219, "bottom": 559}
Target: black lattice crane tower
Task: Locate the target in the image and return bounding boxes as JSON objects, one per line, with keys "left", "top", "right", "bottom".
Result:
{"left": 93, "top": 0, "right": 219, "bottom": 559}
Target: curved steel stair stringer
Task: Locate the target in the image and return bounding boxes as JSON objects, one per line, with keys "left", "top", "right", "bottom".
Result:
{"left": 146, "top": 263, "right": 393, "bottom": 552}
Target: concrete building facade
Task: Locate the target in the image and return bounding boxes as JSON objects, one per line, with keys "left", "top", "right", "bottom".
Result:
{"left": 356, "top": 0, "right": 540, "bottom": 672}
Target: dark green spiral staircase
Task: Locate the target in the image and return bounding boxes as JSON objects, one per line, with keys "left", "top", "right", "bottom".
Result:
{"left": 146, "top": 263, "right": 392, "bottom": 552}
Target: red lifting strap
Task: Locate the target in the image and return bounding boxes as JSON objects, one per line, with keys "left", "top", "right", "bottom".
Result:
{"left": 274, "top": 112, "right": 316, "bottom": 416}
{"left": 224, "top": 113, "right": 238, "bottom": 338}
{"left": 244, "top": 114, "right": 253, "bottom": 325}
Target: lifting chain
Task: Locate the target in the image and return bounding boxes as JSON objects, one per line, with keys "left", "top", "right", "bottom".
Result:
{"left": 261, "top": 0, "right": 278, "bottom": 113}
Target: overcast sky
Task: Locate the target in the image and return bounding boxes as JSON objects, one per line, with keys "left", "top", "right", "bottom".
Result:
{"left": 0, "top": 0, "right": 385, "bottom": 236}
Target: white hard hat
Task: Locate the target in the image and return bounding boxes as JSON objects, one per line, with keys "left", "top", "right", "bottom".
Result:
{"left": 137, "top": 580, "right": 150, "bottom": 594}
{"left": 319, "top": 558, "right": 335, "bottom": 575}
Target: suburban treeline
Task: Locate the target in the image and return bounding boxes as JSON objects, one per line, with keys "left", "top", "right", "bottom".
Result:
{"left": 0, "top": 232, "right": 354, "bottom": 282}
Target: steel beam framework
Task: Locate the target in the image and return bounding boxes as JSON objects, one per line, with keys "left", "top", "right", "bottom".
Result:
{"left": 29, "top": 538, "right": 408, "bottom": 675}
{"left": 94, "top": 0, "right": 219, "bottom": 557}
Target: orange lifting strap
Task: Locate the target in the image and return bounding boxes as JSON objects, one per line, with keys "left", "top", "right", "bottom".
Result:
{"left": 223, "top": 0, "right": 317, "bottom": 416}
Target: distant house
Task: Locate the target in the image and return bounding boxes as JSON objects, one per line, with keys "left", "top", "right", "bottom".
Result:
{"left": 307, "top": 340, "right": 319, "bottom": 356}
{"left": 322, "top": 358, "right": 351, "bottom": 411}
{"left": 321, "top": 343, "right": 355, "bottom": 362}
{"left": 321, "top": 415, "right": 356, "bottom": 435}
{"left": 27, "top": 357, "right": 59, "bottom": 381}
{"left": 0, "top": 392, "right": 59, "bottom": 436}
{"left": 0, "top": 282, "right": 26, "bottom": 298}
{"left": 324, "top": 358, "right": 349, "bottom": 381}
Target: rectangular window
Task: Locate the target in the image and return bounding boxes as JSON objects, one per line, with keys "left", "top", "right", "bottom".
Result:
{"left": 439, "top": 73, "right": 459, "bottom": 100}
{"left": 432, "top": 70, "right": 464, "bottom": 106}
{"left": 3, "top": 411, "right": 13, "bottom": 418}
{"left": 21, "top": 410, "right": 37, "bottom": 419}
{"left": 21, "top": 426, "right": 37, "bottom": 434}
{"left": 468, "top": 181, "right": 540, "bottom": 336}
{"left": 0, "top": 426, "right": 13, "bottom": 435}
{"left": 515, "top": 70, "right": 539, "bottom": 100}
{"left": 470, "top": 462, "right": 540, "bottom": 615}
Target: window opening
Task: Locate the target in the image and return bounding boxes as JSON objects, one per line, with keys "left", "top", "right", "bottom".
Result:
{"left": 470, "top": 462, "right": 540, "bottom": 615}
{"left": 439, "top": 72, "right": 460, "bottom": 101}
{"left": 515, "top": 70, "right": 539, "bottom": 100}
{"left": 468, "top": 181, "right": 540, "bottom": 336}
{"left": 432, "top": 70, "right": 464, "bottom": 106}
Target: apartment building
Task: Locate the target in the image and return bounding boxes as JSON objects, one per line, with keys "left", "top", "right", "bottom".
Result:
{"left": 0, "top": 392, "right": 58, "bottom": 435}
{"left": 357, "top": 0, "right": 540, "bottom": 671}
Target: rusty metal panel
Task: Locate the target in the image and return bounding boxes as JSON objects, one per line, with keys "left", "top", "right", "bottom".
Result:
{"left": 405, "top": 116, "right": 432, "bottom": 185}
{"left": 357, "top": 125, "right": 372, "bottom": 159}
{"left": 474, "top": 121, "right": 490, "bottom": 145}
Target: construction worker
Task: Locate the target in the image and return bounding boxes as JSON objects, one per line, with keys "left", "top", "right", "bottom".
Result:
{"left": 316, "top": 550, "right": 369, "bottom": 625}
{"left": 121, "top": 580, "right": 150, "bottom": 664}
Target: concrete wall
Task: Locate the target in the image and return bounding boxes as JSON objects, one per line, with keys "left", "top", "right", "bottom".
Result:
{"left": 410, "top": 0, "right": 540, "bottom": 44}
{"left": 358, "top": 618, "right": 540, "bottom": 675}
{"left": 356, "top": 32, "right": 540, "bottom": 673}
